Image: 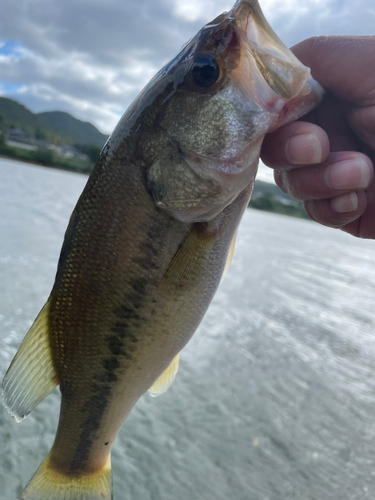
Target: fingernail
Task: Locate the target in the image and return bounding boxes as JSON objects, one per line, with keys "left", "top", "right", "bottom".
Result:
{"left": 325, "top": 158, "right": 371, "bottom": 190}
{"left": 331, "top": 192, "right": 358, "bottom": 213}
{"left": 285, "top": 133, "right": 322, "bottom": 165}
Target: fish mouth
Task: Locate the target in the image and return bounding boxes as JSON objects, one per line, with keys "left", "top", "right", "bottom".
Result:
{"left": 227, "top": 0, "right": 317, "bottom": 105}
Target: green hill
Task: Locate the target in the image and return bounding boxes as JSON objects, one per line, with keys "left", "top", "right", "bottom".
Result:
{"left": 0, "top": 97, "right": 44, "bottom": 139}
{"left": 38, "top": 111, "right": 108, "bottom": 147}
{"left": 0, "top": 97, "right": 108, "bottom": 147}
{"left": 250, "top": 179, "right": 308, "bottom": 219}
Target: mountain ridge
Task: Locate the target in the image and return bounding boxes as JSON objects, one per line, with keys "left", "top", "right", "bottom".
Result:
{"left": 0, "top": 97, "right": 108, "bottom": 147}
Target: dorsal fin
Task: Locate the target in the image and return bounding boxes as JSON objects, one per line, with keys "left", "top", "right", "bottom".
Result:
{"left": 2, "top": 301, "right": 59, "bottom": 422}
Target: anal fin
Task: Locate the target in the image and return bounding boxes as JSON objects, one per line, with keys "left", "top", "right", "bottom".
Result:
{"left": 2, "top": 301, "right": 58, "bottom": 422}
{"left": 148, "top": 353, "right": 180, "bottom": 397}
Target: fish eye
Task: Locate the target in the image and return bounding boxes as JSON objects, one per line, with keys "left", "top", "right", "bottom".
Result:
{"left": 190, "top": 55, "right": 220, "bottom": 89}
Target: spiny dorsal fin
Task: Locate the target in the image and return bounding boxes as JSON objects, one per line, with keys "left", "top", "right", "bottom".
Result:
{"left": 148, "top": 353, "right": 180, "bottom": 397}
{"left": 2, "top": 301, "right": 58, "bottom": 422}
{"left": 220, "top": 231, "right": 237, "bottom": 284}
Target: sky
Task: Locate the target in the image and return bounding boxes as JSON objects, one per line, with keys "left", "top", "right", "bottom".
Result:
{"left": 1, "top": 0, "right": 375, "bottom": 182}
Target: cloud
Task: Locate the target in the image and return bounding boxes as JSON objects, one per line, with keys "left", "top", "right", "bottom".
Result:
{"left": 0, "top": 0, "right": 374, "bottom": 135}
{"left": 262, "top": 0, "right": 375, "bottom": 46}
{"left": 0, "top": 36, "right": 158, "bottom": 131}
{"left": 170, "top": 0, "right": 232, "bottom": 22}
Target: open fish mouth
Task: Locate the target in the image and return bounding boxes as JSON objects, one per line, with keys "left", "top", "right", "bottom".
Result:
{"left": 229, "top": 0, "right": 313, "bottom": 100}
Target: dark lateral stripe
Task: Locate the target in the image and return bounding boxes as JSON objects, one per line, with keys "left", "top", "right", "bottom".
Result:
{"left": 69, "top": 221, "right": 168, "bottom": 471}
{"left": 69, "top": 381, "right": 112, "bottom": 471}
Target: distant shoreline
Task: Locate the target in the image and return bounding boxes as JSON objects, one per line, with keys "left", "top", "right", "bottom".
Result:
{"left": 0, "top": 141, "right": 94, "bottom": 174}
{"left": 0, "top": 153, "right": 90, "bottom": 175}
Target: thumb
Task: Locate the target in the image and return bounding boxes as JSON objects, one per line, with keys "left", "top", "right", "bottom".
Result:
{"left": 291, "top": 36, "right": 375, "bottom": 106}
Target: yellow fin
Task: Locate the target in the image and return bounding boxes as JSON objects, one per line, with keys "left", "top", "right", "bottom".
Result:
{"left": 159, "top": 225, "right": 216, "bottom": 296}
{"left": 148, "top": 353, "right": 180, "bottom": 397}
{"left": 220, "top": 231, "right": 237, "bottom": 283}
{"left": 21, "top": 452, "right": 112, "bottom": 500}
{"left": 2, "top": 301, "right": 58, "bottom": 422}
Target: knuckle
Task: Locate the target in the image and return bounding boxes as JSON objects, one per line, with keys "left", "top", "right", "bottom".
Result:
{"left": 279, "top": 169, "right": 307, "bottom": 201}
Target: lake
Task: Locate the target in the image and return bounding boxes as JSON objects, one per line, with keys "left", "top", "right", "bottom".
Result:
{"left": 1, "top": 157, "right": 375, "bottom": 500}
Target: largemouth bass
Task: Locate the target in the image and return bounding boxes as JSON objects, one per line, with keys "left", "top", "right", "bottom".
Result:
{"left": 2, "top": 1, "right": 323, "bottom": 498}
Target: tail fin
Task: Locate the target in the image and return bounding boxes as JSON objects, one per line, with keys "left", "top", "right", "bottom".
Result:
{"left": 21, "top": 452, "right": 112, "bottom": 500}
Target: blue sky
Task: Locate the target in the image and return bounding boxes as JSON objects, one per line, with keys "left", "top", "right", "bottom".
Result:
{"left": 0, "top": 82, "right": 23, "bottom": 94}
{"left": 0, "top": 0, "right": 374, "bottom": 182}
{"left": 0, "top": 41, "right": 22, "bottom": 56}
{"left": 0, "top": 42, "right": 25, "bottom": 98}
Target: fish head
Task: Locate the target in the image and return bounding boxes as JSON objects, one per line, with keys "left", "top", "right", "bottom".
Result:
{"left": 124, "top": 0, "right": 324, "bottom": 223}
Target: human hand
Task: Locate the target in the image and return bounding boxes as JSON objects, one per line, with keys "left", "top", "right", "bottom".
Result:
{"left": 261, "top": 36, "right": 375, "bottom": 238}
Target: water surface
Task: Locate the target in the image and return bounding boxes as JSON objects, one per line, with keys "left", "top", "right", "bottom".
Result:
{"left": 1, "top": 158, "right": 375, "bottom": 499}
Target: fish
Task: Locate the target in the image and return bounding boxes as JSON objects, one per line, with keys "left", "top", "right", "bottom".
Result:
{"left": 2, "top": 1, "right": 323, "bottom": 499}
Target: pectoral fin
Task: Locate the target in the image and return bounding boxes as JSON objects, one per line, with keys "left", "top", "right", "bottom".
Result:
{"left": 148, "top": 353, "right": 180, "bottom": 397}
{"left": 2, "top": 301, "right": 58, "bottom": 421}
{"left": 158, "top": 224, "right": 218, "bottom": 297}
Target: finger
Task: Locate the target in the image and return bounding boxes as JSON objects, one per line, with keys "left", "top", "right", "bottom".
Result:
{"left": 274, "top": 152, "right": 373, "bottom": 201}
{"left": 308, "top": 95, "right": 363, "bottom": 153}
{"left": 261, "top": 121, "right": 330, "bottom": 168}
{"left": 292, "top": 36, "right": 375, "bottom": 106}
{"left": 341, "top": 218, "right": 372, "bottom": 239}
{"left": 304, "top": 191, "right": 367, "bottom": 229}
{"left": 346, "top": 103, "right": 375, "bottom": 153}
{"left": 342, "top": 177, "right": 375, "bottom": 238}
